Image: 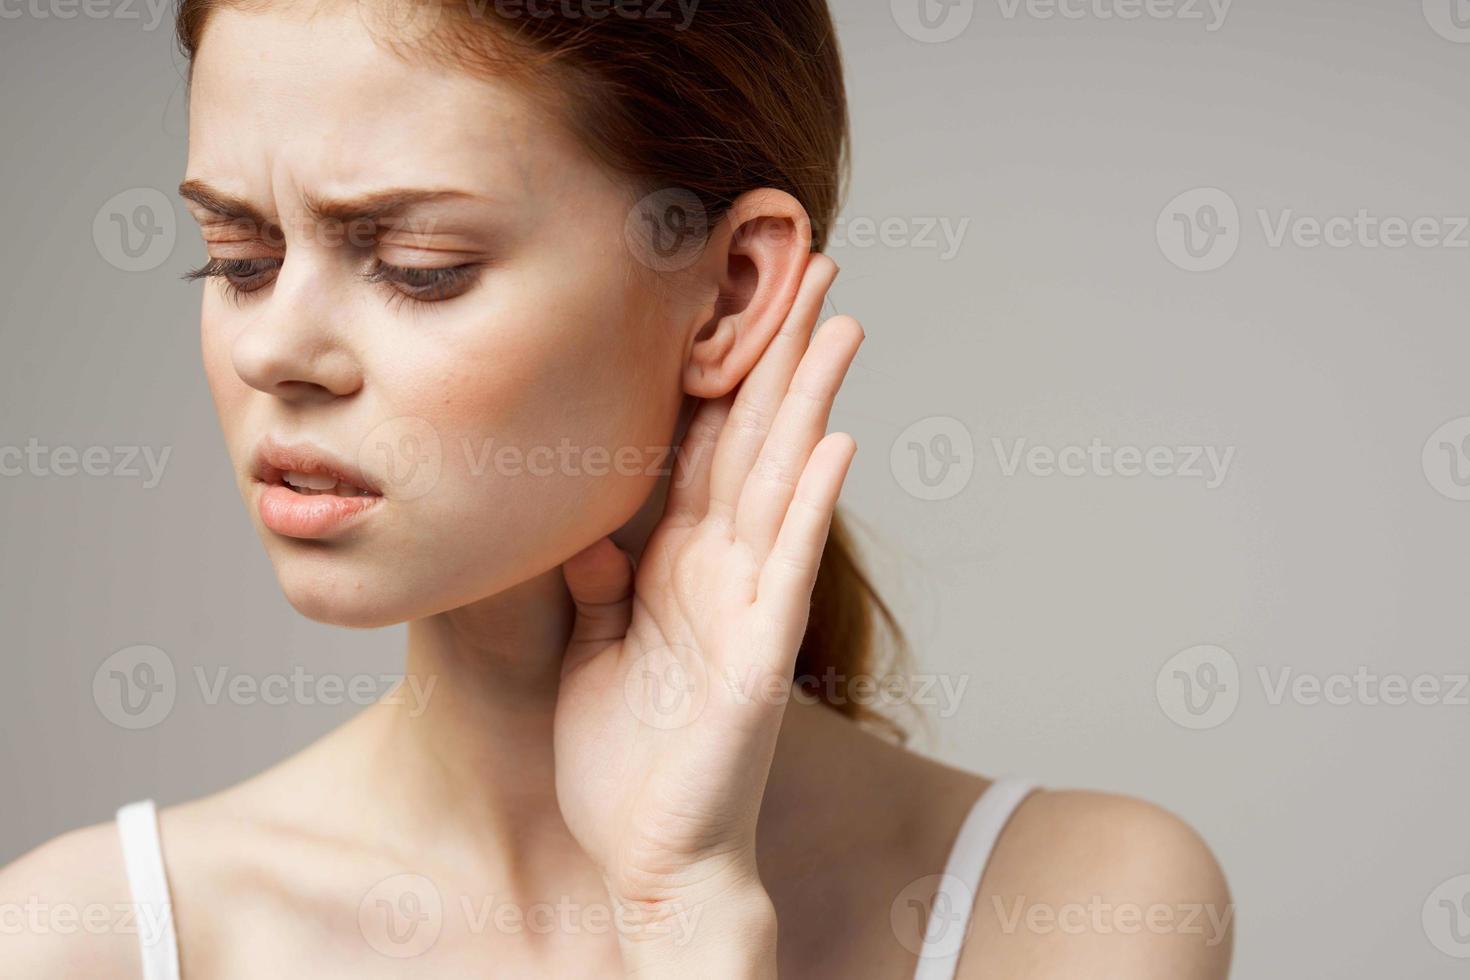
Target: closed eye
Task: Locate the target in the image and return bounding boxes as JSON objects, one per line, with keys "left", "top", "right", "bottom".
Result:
{"left": 182, "top": 257, "right": 281, "bottom": 302}
{"left": 361, "top": 259, "right": 482, "bottom": 305}
{"left": 181, "top": 257, "right": 483, "bottom": 308}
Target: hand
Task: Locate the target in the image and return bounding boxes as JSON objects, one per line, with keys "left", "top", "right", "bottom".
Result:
{"left": 553, "top": 253, "right": 861, "bottom": 970}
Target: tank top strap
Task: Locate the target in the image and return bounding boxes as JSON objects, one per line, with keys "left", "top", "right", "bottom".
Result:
{"left": 912, "top": 775, "right": 1040, "bottom": 980}
{"left": 116, "top": 800, "right": 182, "bottom": 980}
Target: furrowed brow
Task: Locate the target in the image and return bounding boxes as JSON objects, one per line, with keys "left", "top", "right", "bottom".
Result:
{"left": 299, "top": 188, "right": 480, "bottom": 224}
{"left": 177, "top": 179, "right": 273, "bottom": 226}
{"left": 178, "top": 181, "right": 480, "bottom": 226}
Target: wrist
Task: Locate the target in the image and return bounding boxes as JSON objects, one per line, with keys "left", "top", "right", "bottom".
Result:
{"left": 612, "top": 868, "right": 777, "bottom": 979}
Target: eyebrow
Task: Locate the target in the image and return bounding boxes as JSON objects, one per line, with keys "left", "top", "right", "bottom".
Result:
{"left": 176, "top": 179, "right": 483, "bottom": 225}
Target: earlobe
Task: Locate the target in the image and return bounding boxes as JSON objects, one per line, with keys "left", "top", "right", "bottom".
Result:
{"left": 682, "top": 189, "right": 815, "bottom": 400}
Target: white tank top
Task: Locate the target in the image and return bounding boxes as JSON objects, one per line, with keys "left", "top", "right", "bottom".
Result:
{"left": 116, "top": 776, "right": 1037, "bottom": 979}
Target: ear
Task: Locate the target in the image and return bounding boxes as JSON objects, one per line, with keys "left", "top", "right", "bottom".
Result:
{"left": 681, "top": 188, "right": 815, "bottom": 399}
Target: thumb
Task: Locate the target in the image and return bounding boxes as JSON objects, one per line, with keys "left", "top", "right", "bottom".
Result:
{"left": 562, "top": 536, "right": 635, "bottom": 653}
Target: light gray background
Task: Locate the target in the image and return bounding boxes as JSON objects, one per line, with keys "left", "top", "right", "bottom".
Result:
{"left": 2, "top": 1, "right": 1468, "bottom": 976}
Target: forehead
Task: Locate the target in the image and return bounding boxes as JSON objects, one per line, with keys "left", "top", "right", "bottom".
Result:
{"left": 185, "top": 4, "right": 584, "bottom": 208}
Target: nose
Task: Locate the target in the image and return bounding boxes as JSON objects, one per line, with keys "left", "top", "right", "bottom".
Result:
{"left": 231, "top": 264, "right": 363, "bottom": 404}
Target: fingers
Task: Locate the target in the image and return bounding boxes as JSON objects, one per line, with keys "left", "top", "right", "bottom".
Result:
{"left": 706, "top": 253, "right": 839, "bottom": 527}
{"left": 561, "top": 536, "right": 635, "bottom": 671}
{"left": 664, "top": 393, "right": 733, "bottom": 525}
{"left": 734, "top": 314, "right": 864, "bottom": 564}
{"left": 755, "top": 431, "right": 857, "bottom": 637}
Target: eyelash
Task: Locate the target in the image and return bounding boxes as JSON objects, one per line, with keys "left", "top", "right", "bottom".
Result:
{"left": 181, "top": 257, "right": 481, "bottom": 308}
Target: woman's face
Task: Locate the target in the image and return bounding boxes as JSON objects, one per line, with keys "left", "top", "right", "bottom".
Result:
{"left": 185, "top": 4, "right": 696, "bottom": 627}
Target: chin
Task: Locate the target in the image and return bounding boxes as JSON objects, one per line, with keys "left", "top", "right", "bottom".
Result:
{"left": 270, "top": 557, "right": 417, "bottom": 630}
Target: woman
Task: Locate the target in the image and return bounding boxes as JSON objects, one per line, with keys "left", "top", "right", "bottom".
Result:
{"left": 2, "top": 1, "right": 1232, "bottom": 976}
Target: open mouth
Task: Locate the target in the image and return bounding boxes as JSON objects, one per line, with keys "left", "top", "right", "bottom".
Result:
{"left": 279, "top": 470, "right": 378, "bottom": 498}
{"left": 250, "top": 439, "right": 385, "bottom": 539}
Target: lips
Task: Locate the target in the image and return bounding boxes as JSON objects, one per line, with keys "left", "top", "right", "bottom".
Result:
{"left": 251, "top": 438, "right": 383, "bottom": 539}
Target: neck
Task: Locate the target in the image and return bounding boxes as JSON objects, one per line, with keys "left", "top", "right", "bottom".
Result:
{"left": 398, "top": 567, "right": 576, "bottom": 822}
{"left": 360, "top": 456, "right": 677, "bottom": 885}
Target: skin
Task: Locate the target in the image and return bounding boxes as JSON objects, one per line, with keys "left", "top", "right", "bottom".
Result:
{"left": 0, "top": 3, "right": 1234, "bottom": 978}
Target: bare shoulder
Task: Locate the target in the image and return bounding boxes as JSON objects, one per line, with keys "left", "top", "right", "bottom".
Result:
{"left": 0, "top": 819, "right": 142, "bottom": 979}
{"left": 961, "top": 788, "right": 1234, "bottom": 979}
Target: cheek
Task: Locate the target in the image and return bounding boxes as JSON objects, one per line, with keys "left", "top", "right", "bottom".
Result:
{"left": 401, "top": 271, "right": 683, "bottom": 559}
{"left": 200, "top": 306, "right": 247, "bottom": 432}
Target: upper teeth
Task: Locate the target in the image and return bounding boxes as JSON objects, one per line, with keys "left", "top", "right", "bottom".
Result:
{"left": 283, "top": 470, "right": 340, "bottom": 490}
